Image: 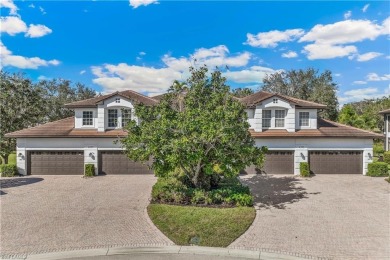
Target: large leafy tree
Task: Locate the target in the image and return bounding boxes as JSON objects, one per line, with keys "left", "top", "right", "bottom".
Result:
{"left": 0, "top": 72, "right": 46, "bottom": 164}
{"left": 121, "top": 66, "right": 266, "bottom": 189}
{"left": 37, "top": 79, "right": 97, "bottom": 121}
{"left": 262, "top": 68, "right": 339, "bottom": 120}
{"left": 338, "top": 97, "right": 390, "bottom": 132}
{"left": 231, "top": 87, "right": 254, "bottom": 98}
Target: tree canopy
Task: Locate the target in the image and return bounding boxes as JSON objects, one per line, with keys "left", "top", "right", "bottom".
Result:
{"left": 231, "top": 87, "right": 254, "bottom": 98}
{"left": 121, "top": 66, "right": 266, "bottom": 190}
{"left": 338, "top": 97, "right": 390, "bottom": 133}
{"left": 262, "top": 68, "right": 339, "bottom": 120}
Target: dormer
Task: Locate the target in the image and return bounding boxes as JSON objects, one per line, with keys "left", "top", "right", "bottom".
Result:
{"left": 65, "top": 90, "right": 158, "bottom": 132}
{"left": 240, "top": 91, "right": 327, "bottom": 133}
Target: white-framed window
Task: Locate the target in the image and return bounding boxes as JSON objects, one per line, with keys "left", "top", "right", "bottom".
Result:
{"left": 121, "top": 109, "right": 132, "bottom": 127}
{"left": 108, "top": 109, "right": 118, "bottom": 127}
{"left": 82, "top": 111, "right": 93, "bottom": 126}
{"left": 115, "top": 98, "right": 120, "bottom": 103}
{"left": 262, "top": 110, "right": 271, "bottom": 128}
{"left": 299, "top": 112, "right": 310, "bottom": 126}
{"left": 275, "top": 110, "right": 285, "bottom": 127}
{"left": 273, "top": 98, "right": 278, "bottom": 104}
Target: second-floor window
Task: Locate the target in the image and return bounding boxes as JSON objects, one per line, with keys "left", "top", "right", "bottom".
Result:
{"left": 122, "top": 109, "right": 132, "bottom": 127}
{"left": 275, "top": 110, "right": 285, "bottom": 127}
{"left": 108, "top": 109, "right": 118, "bottom": 127}
{"left": 299, "top": 112, "right": 310, "bottom": 126}
{"left": 82, "top": 111, "right": 93, "bottom": 126}
{"left": 262, "top": 110, "right": 271, "bottom": 128}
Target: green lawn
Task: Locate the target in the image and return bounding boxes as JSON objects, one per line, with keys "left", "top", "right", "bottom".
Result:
{"left": 148, "top": 204, "right": 255, "bottom": 247}
{"left": 0, "top": 153, "right": 16, "bottom": 165}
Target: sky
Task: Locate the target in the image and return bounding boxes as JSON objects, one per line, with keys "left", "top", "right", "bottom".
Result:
{"left": 1, "top": 0, "right": 389, "bottom": 104}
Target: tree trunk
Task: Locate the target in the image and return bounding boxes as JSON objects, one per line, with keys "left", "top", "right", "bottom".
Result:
{"left": 2, "top": 155, "right": 9, "bottom": 165}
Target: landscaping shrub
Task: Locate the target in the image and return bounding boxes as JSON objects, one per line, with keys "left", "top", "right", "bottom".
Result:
{"left": 151, "top": 177, "right": 253, "bottom": 207}
{"left": 383, "top": 151, "right": 390, "bottom": 164}
{"left": 373, "top": 142, "right": 385, "bottom": 156}
{"left": 84, "top": 164, "right": 95, "bottom": 177}
{"left": 367, "top": 162, "right": 389, "bottom": 177}
{"left": 300, "top": 162, "right": 310, "bottom": 177}
{"left": 0, "top": 164, "right": 17, "bottom": 177}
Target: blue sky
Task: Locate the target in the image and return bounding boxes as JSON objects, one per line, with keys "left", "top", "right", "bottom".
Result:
{"left": 1, "top": 0, "right": 389, "bottom": 104}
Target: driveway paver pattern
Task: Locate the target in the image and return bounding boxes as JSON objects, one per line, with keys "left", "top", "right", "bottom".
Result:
{"left": 230, "top": 174, "right": 390, "bottom": 260}
{"left": 0, "top": 175, "right": 173, "bottom": 257}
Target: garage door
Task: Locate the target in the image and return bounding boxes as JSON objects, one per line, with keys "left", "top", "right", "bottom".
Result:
{"left": 99, "top": 151, "right": 153, "bottom": 175}
{"left": 29, "top": 151, "right": 84, "bottom": 175}
{"left": 262, "top": 151, "right": 294, "bottom": 174}
{"left": 309, "top": 151, "right": 362, "bottom": 174}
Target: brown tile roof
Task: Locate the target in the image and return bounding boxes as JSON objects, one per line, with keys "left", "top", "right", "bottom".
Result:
{"left": 239, "top": 91, "right": 327, "bottom": 109}
{"left": 65, "top": 90, "right": 158, "bottom": 108}
{"left": 5, "top": 117, "right": 127, "bottom": 138}
{"left": 379, "top": 108, "right": 390, "bottom": 114}
{"left": 6, "top": 117, "right": 382, "bottom": 139}
{"left": 250, "top": 118, "right": 383, "bottom": 139}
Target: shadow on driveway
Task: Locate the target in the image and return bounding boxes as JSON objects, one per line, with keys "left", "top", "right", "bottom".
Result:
{"left": 0, "top": 177, "right": 44, "bottom": 195}
{"left": 240, "top": 174, "right": 320, "bottom": 209}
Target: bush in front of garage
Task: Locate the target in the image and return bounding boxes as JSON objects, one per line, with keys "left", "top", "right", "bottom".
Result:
{"left": 84, "top": 164, "right": 95, "bottom": 177}
{"left": 300, "top": 162, "right": 310, "bottom": 177}
{"left": 367, "top": 162, "right": 389, "bottom": 177}
{"left": 0, "top": 164, "right": 17, "bottom": 177}
{"left": 151, "top": 176, "right": 253, "bottom": 207}
{"left": 383, "top": 151, "right": 390, "bottom": 164}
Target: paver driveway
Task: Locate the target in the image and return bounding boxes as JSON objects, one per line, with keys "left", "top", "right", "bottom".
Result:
{"left": 0, "top": 175, "right": 173, "bottom": 257}
{"left": 230, "top": 174, "right": 390, "bottom": 260}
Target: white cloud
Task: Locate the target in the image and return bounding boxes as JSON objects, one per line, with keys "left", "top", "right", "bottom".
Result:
{"left": 139, "top": 51, "right": 146, "bottom": 56}
{"left": 25, "top": 24, "right": 52, "bottom": 38}
{"left": 366, "top": 73, "right": 390, "bottom": 81}
{"left": 39, "top": 6, "right": 46, "bottom": 15}
{"left": 362, "top": 4, "right": 369, "bottom": 13}
{"left": 344, "top": 11, "right": 352, "bottom": 20}
{"left": 0, "top": 17, "right": 52, "bottom": 38}
{"left": 129, "top": 0, "right": 158, "bottom": 9}
{"left": 0, "top": 16, "right": 27, "bottom": 35}
{"left": 0, "top": 41, "right": 60, "bottom": 69}
{"left": 281, "top": 51, "right": 298, "bottom": 58}
{"left": 0, "top": 0, "right": 18, "bottom": 15}
{"left": 354, "top": 52, "right": 383, "bottom": 62}
{"left": 334, "top": 73, "right": 342, "bottom": 77}
{"left": 299, "top": 19, "right": 387, "bottom": 45}
{"left": 29, "top": 4, "right": 35, "bottom": 8}
{"left": 296, "top": 17, "right": 390, "bottom": 60}
{"left": 339, "top": 86, "right": 389, "bottom": 103}
{"left": 92, "top": 64, "right": 181, "bottom": 93}
{"left": 302, "top": 44, "right": 357, "bottom": 60}
{"left": 80, "top": 70, "right": 86, "bottom": 75}
{"left": 245, "top": 29, "right": 304, "bottom": 48}
{"left": 163, "top": 45, "right": 251, "bottom": 72}
{"left": 223, "top": 66, "right": 277, "bottom": 83}
{"left": 352, "top": 81, "right": 367, "bottom": 85}
{"left": 91, "top": 45, "right": 275, "bottom": 95}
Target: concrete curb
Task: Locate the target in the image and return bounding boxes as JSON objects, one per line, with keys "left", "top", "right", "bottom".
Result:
{"left": 1, "top": 246, "right": 310, "bottom": 260}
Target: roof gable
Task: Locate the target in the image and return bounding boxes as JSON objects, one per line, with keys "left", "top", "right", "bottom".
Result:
{"left": 65, "top": 90, "right": 157, "bottom": 108}
{"left": 239, "top": 91, "right": 327, "bottom": 109}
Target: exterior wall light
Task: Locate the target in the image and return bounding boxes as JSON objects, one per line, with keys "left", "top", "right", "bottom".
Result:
{"left": 300, "top": 152, "right": 305, "bottom": 160}
{"left": 89, "top": 152, "right": 94, "bottom": 157}
{"left": 18, "top": 153, "right": 23, "bottom": 157}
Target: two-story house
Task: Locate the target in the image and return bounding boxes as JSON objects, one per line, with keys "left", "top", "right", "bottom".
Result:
{"left": 379, "top": 109, "right": 390, "bottom": 151}
{"left": 6, "top": 90, "right": 382, "bottom": 176}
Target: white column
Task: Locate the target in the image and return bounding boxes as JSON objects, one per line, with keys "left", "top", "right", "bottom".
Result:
{"left": 84, "top": 147, "right": 99, "bottom": 175}
{"left": 294, "top": 148, "right": 308, "bottom": 175}
{"left": 97, "top": 105, "right": 105, "bottom": 132}
{"left": 16, "top": 138, "right": 27, "bottom": 175}
{"left": 363, "top": 148, "right": 373, "bottom": 175}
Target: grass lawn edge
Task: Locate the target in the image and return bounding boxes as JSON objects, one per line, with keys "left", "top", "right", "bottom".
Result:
{"left": 147, "top": 203, "right": 256, "bottom": 248}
